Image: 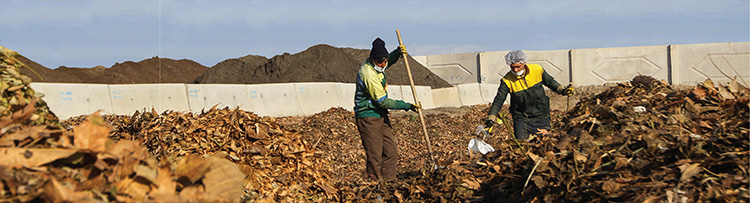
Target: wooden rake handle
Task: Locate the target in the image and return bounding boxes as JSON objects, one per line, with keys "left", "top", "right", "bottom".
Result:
{"left": 396, "top": 29, "right": 436, "bottom": 167}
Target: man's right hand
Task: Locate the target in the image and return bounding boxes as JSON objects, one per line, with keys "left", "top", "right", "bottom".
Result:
{"left": 409, "top": 103, "right": 421, "bottom": 112}
{"left": 484, "top": 119, "right": 494, "bottom": 128}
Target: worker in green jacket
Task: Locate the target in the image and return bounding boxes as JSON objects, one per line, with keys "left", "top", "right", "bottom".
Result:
{"left": 354, "top": 38, "right": 420, "bottom": 181}
{"left": 484, "top": 50, "right": 574, "bottom": 140}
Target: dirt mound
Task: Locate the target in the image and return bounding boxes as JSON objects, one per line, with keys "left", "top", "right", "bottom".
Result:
{"left": 54, "top": 57, "right": 209, "bottom": 84}
{"left": 14, "top": 51, "right": 209, "bottom": 84}
{"left": 195, "top": 44, "right": 453, "bottom": 88}
{"left": 15, "top": 55, "right": 80, "bottom": 83}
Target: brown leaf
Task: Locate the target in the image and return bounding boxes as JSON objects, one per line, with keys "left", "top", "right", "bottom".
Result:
{"left": 0, "top": 148, "right": 76, "bottom": 169}
{"left": 148, "top": 163, "right": 179, "bottom": 202}
{"left": 134, "top": 164, "right": 158, "bottom": 185}
{"left": 203, "top": 156, "right": 245, "bottom": 203}
{"left": 678, "top": 163, "right": 701, "bottom": 183}
{"left": 43, "top": 178, "right": 94, "bottom": 202}
{"left": 174, "top": 155, "right": 210, "bottom": 184}
{"left": 0, "top": 98, "right": 38, "bottom": 126}
{"left": 717, "top": 85, "right": 736, "bottom": 100}
{"left": 461, "top": 178, "right": 481, "bottom": 190}
{"left": 73, "top": 112, "right": 111, "bottom": 152}
{"left": 601, "top": 181, "right": 621, "bottom": 194}
{"left": 116, "top": 177, "right": 151, "bottom": 201}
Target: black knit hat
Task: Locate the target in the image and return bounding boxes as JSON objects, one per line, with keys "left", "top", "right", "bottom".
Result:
{"left": 369, "top": 38, "right": 388, "bottom": 59}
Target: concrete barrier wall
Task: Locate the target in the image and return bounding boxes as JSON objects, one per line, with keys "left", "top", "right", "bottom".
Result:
{"left": 395, "top": 85, "right": 435, "bottom": 109}
{"left": 572, "top": 45, "right": 669, "bottom": 86}
{"left": 456, "top": 83, "right": 484, "bottom": 106}
{"left": 32, "top": 42, "right": 749, "bottom": 119}
{"left": 295, "top": 83, "right": 342, "bottom": 115}
{"left": 186, "top": 84, "right": 251, "bottom": 112}
{"left": 414, "top": 42, "right": 748, "bottom": 87}
{"left": 337, "top": 83, "right": 356, "bottom": 110}
{"left": 251, "top": 83, "right": 303, "bottom": 117}
{"left": 109, "top": 84, "right": 190, "bottom": 115}
{"left": 671, "top": 42, "right": 750, "bottom": 86}
{"left": 431, "top": 87, "right": 461, "bottom": 107}
{"left": 386, "top": 85, "right": 403, "bottom": 101}
{"left": 416, "top": 53, "right": 480, "bottom": 85}
{"left": 30, "top": 83, "right": 113, "bottom": 119}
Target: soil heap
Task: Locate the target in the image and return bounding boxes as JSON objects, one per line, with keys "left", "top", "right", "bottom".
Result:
{"left": 194, "top": 44, "right": 453, "bottom": 89}
{"left": 15, "top": 54, "right": 209, "bottom": 84}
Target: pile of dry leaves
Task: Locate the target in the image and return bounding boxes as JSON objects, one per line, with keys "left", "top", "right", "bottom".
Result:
{"left": 1, "top": 47, "right": 245, "bottom": 202}
{"left": 471, "top": 75, "right": 749, "bottom": 202}
{"left": 283, "top": 75, "right": 748, "bottom": 202}
{"left": 87, "top": 107, "right": 340, "bottom": 202}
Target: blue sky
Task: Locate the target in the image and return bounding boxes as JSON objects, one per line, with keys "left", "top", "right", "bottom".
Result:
{"left": 2, "top": 0, "right": 748, "bottom": 68}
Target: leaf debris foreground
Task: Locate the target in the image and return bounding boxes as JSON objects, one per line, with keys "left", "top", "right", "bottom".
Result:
{"left": 0, "top": 46, "right": 268, "bottom": 202}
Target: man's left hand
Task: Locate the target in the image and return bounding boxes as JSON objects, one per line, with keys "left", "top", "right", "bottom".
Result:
{"left": 398, "top": 45, "right": 408, "bottom": 56}
{"left": 563, "top": 86, "right": 575, "bottom": 96}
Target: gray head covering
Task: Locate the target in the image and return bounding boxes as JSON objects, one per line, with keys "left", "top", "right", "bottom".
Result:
{"left": 504, "top": 50, "right": 527, "bottom": 65}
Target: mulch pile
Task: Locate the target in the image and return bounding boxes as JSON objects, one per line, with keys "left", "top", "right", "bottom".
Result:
{"left": 193, "top": 44, "right": 453, "bottom": 88}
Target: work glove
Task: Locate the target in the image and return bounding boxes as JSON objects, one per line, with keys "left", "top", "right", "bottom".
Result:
{"left": 409, "top": 103, "right": 421, "bottom": 112}
{"left": 398, "top": 45, "right": 408, "bottom": 56}
{"left": 484, "top": 114, "right": 498, "bottom": 129}
{"left": 557, "top": 86, "right": 575, "bottom": 96}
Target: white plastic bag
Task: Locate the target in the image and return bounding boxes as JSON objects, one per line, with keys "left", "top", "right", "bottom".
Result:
{"left": 468, "top": 138, "right": 495, "bottom": 155}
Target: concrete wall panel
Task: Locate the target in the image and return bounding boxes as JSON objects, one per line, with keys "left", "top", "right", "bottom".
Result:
{"left": 415, "top": 86, "right": 435, "bottom": 109}
{"left": 479, "top": 50, "right": 570, "bottom": 85}
{"left": 186, "top": 84, "right": 251, "bottom": 112}
{"left": 295, "top": 83, "right": 342, "bottom": 115}
{"left": 457, "top": 83, "right": 484, "bottom": 106}
{"left": 412, "top": 55, "right": 427, "bottom": 67}
{"left": 30, "top": 83, "right": 113, "bottom": 120}
{"left": 671, "top": 42, "right": 750, "bottom": 86}
{"left": 399, "top": 85, "right": 416, "bottom": 104}
{"left": 479, "top": 84, "right": 511, "bottom": 106}
{"left": 479, "top": 84, "right": 496, "bottom": 104}
{"left": 244, "top": 84, "right": 269, "bottom": 115}
{"left": 432, "top": 87, "right": 461, "bottom": 107}
{"left": 252, "top": 84, "right": 303, "bottom": 117}
{"left": 395, "top": 85, "right": 434, "bottom": 109}
{"left": 420, "top": 53, "right": 480, "bottom": 85}
{"left": 571, "top": 46, "right": 668, "bottom": 86}
{"left": 109, "top": 84, "right": 189, "bottom": 115}
{"left": 337, "top": 83, "right": 356, "bottom": 111}
{"left": 386, "top": 85, "right": 403, "bottom": 101}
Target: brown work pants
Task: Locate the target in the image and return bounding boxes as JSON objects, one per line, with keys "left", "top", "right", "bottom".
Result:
{"left": 356, "top": 116, "right": 398, "bottom": 181}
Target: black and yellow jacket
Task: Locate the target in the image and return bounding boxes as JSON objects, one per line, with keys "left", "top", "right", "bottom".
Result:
{"left": 488, "top": 64, "right": 564, "bottom": 122}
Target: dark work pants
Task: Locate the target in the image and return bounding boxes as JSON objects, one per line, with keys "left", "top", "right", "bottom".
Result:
{"left": 513, "top": 117, "right": 551, "bottom": 140}
{"left": 356, "top": 116, "right": 398, "bottom": 181}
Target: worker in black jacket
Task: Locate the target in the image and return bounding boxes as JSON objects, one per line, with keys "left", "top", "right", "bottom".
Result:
{"left": 484, "top": 50, "right": 574, "bottom": 140}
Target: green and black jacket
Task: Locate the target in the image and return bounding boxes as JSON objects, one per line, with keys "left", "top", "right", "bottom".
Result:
{"left": 488, "top": 64, "right": 564, "bottom": 122}
{"left": 354, "top": 49, "right": 411, "bottom": 118}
